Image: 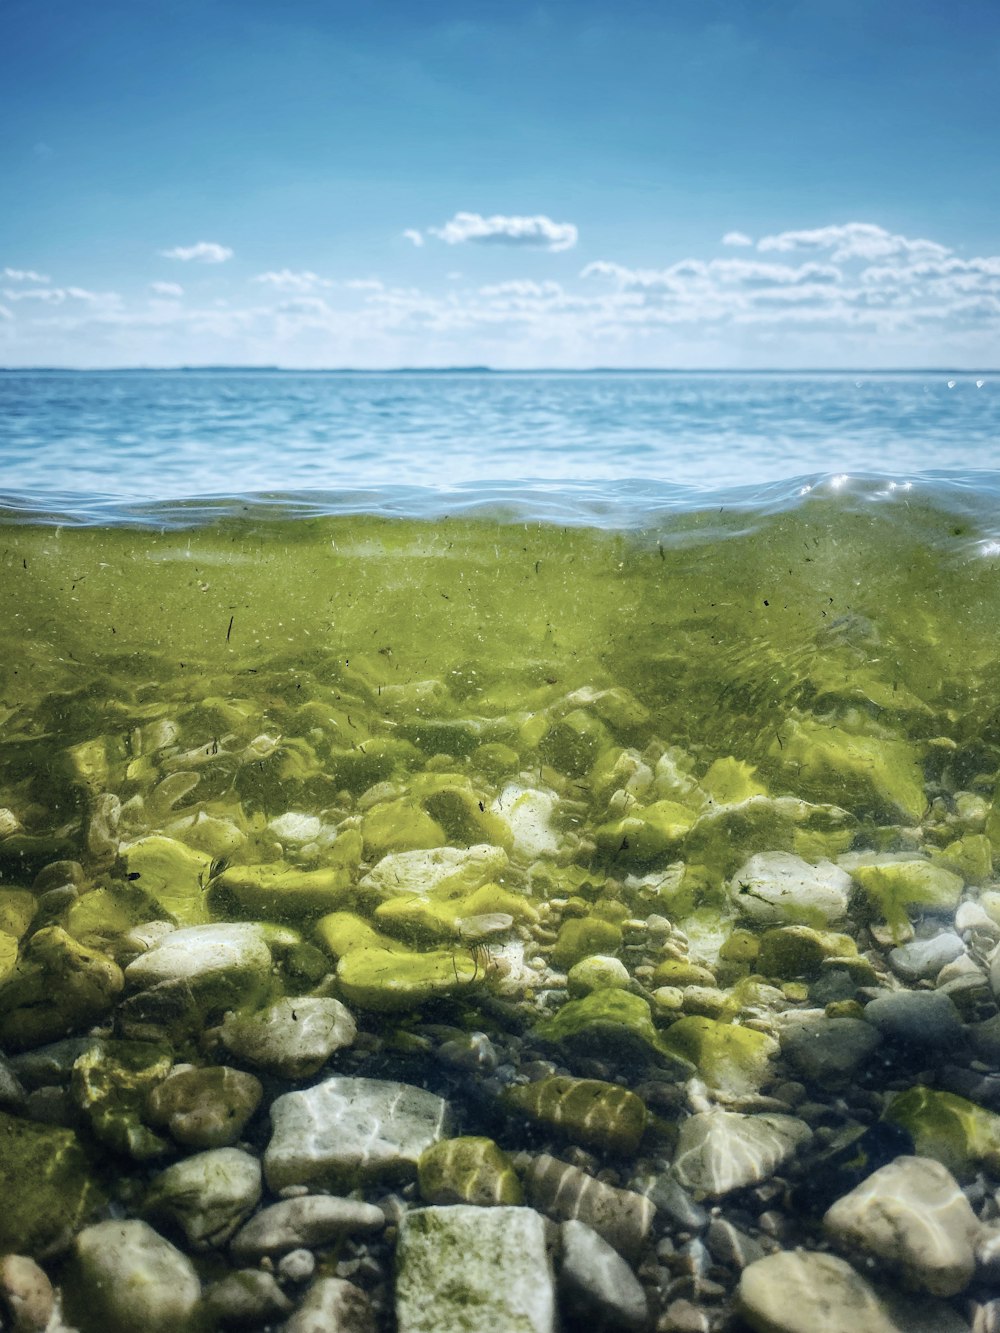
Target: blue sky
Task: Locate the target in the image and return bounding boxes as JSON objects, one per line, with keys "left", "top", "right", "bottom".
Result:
{"left": 2, "top": 0, "right": 999, "bottom": 367}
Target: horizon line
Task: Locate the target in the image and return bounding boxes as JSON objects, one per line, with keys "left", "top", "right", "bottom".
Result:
{"left": 1, "top": 365, "right": 996, "bottom": 375}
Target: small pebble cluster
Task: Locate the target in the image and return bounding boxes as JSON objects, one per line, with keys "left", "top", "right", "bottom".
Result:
{"left": 1, "top": 640, "right": 1000, "bottom": 1333}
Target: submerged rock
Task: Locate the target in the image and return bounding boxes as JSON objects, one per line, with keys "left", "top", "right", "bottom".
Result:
{"left": 145, "top": 1065, "right": 263, "bottom": 1149}
{"left": 658, "top": 1016, "right": 777, "bottom": 1096}
{"left": 852, "top": 860, "right": 963, "bottom": 939}
{"left": 124, "top": 922, "right": 274, "bottom": 1014}
{"left": 418, "top": 1135, "right": 523, "bottom": 1206}
{"left": 219, "top": 995, "right": 356, "bottom": 1077}
{"left": 532, "top": 989, "right": 687, "bottom": 1071}
{"left": 284, "top": 1277, "right": 376, "bottom": 1333}
{"left": 229, "top": 1194, "right": 385, "bottom": 1261}
{"left": 395, "top": 1205, "right": 556, "bottom": 1333}
{"left": 517, "top": 1152, "right": 654, "bottom": 1260}
{"left": 728, "top": 851, "right": 852, "bottom": 926}
{"left": 672, "top": 1108, "right": 811, "bottom": 1199}
{"left": 0, "top": 926, "right": 124, "bottom": 1051}
{"left": 64, "top": 1219, "right": 202, "bottom": 1333}
{"left": 883, "top": 1085, "right": 1000, "bottom": 1178}
{"left": 736, "top": 1249, "right": 902, "bottom": 1333}
{"left": 505, "top": 1075, "right": 648, "bottom": 1155}
{"left": 143, "top": 1147, "right": 262, "bottom": 1250}
{"left": 70, "top": 1039, "right": 173, "bottom": 1159}
{"left": 558, "top": 1218, "right": 649, "bottom": 1332}
{"left": 0, "top": 1112, "right": 103, "bottom": 1256}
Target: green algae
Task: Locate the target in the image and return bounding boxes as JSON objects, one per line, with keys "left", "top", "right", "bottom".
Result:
{"left": 883, "top": 1086, "right": 1000, "bottom": 1179}
{"left": 418, "top": 1136, "right": 523, "bottom": 1206}
{"left": 504, "top": 1075, "right": 648, "bottom": 1154}
{"left": 0, "top": 1111, "right": 105, "bottom": 1256}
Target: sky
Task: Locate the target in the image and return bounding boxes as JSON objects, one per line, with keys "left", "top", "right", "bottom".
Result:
{"left": 2, "top": 0, "right": 999, "bottom": 369}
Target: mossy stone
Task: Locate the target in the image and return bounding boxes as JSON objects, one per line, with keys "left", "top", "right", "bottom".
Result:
{"left": 719, "top": 929, "right": 760, "bottom": 964}
{"left": 852, "top": 860, "right": 963, "bottom": 939}
{"left": 471, "top": 742, "right": 521, "bottom": 779}
{"left": 883, "top": 1086, "right": 1000, "bottom": 1180}
{"left": 0, "top": 926, "right": 124, "bottom": 1051}
{"left": 422, "top": 786, "right": 513, "bottom": 851}
{"left": 0, "top": 1111, "right": 104, "bottom": 1256}
{"left": 541, "top": 709, "right": 612, "bottom": 776}
{"left": 206, "top": 859, "right": 356, "bottom": 922}
{"left": 684, "top": 795, "right": 856, "bottom": 879}
{"left": 71, "top": 1040, "right": 173, "bottom": 1160}
{"left": 551, "top": 916, "right": 622, "bottom": 970}
{"left": 374, "top": 881, "right": 530, "bottom": 943}
{"left": 0, "top": 929, "right": 17, "bottom": 984}
{"left": 659, "top": 1016, "right": 778, "bottom": 1096}
{"left": 65, "top": 884, "right": 160, "bottom": 948}
{"left": 418, "top": 1136, "right": 523, "bottom": 1206}
{"left": 756, "top": 926, "right": 858, "bottom": 980}
{"left": 651, "top": 958, "right": 717, "bottom": 988}
{"left": 701, "top": 757, "right": 768, "bottom": 806}
{"left": 0, "top": 888, "right": 36, "bottom": 940}
{"left": 532, "top": 989, "right": 688, "bottom": 1071}
{"left": 361, "top": 800, "right": 447, "bottom": 857}
{"left": 328, "top": 737, "right": 424, "bottom": 794}
{"left": 117, "top": 836, "right": 214, "bottom": 926}
{"left": 595, "top": 800, "right": 697, "bottom": 865}
{"left": 504, "top": 1075, "right": 648, "bottom": 1155}
{"left": 566, "top": 954, "right": 630, "bottom": 997}
{"left": 931, "top": 834, "right": 993, "bottom": 886}
{"left": 336, "top": 944, "right": 478, "bottom": 1012}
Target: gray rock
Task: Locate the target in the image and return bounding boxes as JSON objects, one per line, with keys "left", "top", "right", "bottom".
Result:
{"left": 220, "top": 996, "right": 357, "bottom": 1078}
{"left": 145, "top": 1065, "right": 262, "bottom": 1149}
{"left": 204, "top": 1270, "right": 293, "bottom": 1326}
{"left": 705, "top": 1217, "right": 766, "bottom": 1271}
{"left": 729, "top": 852, "right": 852, "bottom": 926}
{"left": 672, "top": 1109, "right": 811, "bottom": 1199}
{"left": 780, "top": 1018, "right": 882, "bottom": 1088}
{"left": 863, "top": 989, "right": 965, "bottom": 1052}
{"left": 0, "top": 1254, "right": 53, "bottom": 1333}
{"left": 889, "top": 932, "right": 965, "bottom": 982}
{"left": 558, "top": 1219, "right": 649, "bottom": 1331}
{"left": 124, "top": 923, "right": 273, "bottom": 1009}
{"left": 0, "top": 1056, "right": 26, "bottom": 1111}
{"left": 284, "top": 1277, "right": 375, "bottom": 1333}
{"left": 396, "top": 1205, "right": 555, "bottom": 1333}
{"left": 278, "top": 1248, "right": 316, "bottom": 1284}
{"left": 634, "top": 1171, "right": 707, "bottom": 1232}
{"left": 143, "top": 1147, "right": 261, "bottom": 1250}
{"left": 230, "top": 1194, "right": 385, "bottom": 1260}
{"left": 66, "top": 1220, "right": 202, "bottom": 1333}
{"left": 736, "top": 1250, "right": 902, "bottom": 1333}
{"left": 264, "top": 1077, "right": 451, "bottom": 1191}
{"left": 824, "top": 1155, "right": 980, "bottom": 1296}
{"left": 518, "top": 1153, "right": 654, "bottom": 1261}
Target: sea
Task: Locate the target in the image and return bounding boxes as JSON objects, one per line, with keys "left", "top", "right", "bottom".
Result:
{"left": 1, "top": 367, "right": 1000, "bottom": 1328}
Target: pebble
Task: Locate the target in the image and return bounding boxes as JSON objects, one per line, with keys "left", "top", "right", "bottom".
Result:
{"left": 284, "top": 1277, "right": 376, "bottom": 1333}
{"left": 143, "top": 1147, "right": 262, "bottom": 1250}
{"left": 145, "top": 1065, "right": 262, "bottom": 1149}
{"left": 736, "top": 1249, "right": 900, "bottom": 1333}
{"left": 230, "top": 1194, "right": 386, "bottom": 1261}
{"left": 780, "top": 1017, "right": 882, "bottom": 1088}
{"left": 220, "top": 996, "right": 357, "bottom": 1078}
{"left": 672, "top": 1109, "right": 811, "bottom": 1199}
{"left": 278, "top": 1248, "right": 317, "bottom": 1283}
{"left": 65, "top": 1219, "right": 202, "bottom": 1333}
{"left": 204, "top": 1270, "right": 294, "bottom": 1326}
{"left": 0, "top": 1254, "right": 53, "bottom": 1333}
{"left": 888, "top": 932, "right": 965, "bottom": 981}
{"left": 559, "top": 1218, "right": 650, "bottom": 1331}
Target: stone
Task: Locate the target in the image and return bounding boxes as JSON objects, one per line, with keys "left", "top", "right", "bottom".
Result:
{"left": 0, "top": 1111, "right": 103, "bottom": 1256}
{"left": 889, "top": 932, "right": 965, "bottom": 981}
{"left": 278, "top": 1248, "right": 316, "bottom": 1283}
{"left": 505, "top": 1076, "right": 648, "bottom": 1155}
{"left": 264, "top": 1076, "right": 451, "bottom": 1191}
{"left": 883, "top": 1085, "right": 1000, "bottom": 1178}
{"left": 863, "top": 989, "right": 964, "bottom": 1052}
{"left": 685, "top": 796, "right": 856, "bottom": 879}
{"left": 395, "top": 1205, "right": 555, "bottom": 1333}
{"left": 634, "top": 1171, "right": 708, "bottom": 1232}
{"left": 729, "top": 852, "right": 852, "bottom": 926}
{"left": 145, "top": 1065, "right": 263, "bottom": 1149}
{"left": 118, "top": 835, "right": 214, "bottom": 925}
{"left": 532, "top": 989, "right": 686, "bottom": 1071}
{"left": 652, "top": 958, "right": 717, "bottom": 988}
{"left": 207, "top": 860, "right": 356, "bottom": 921}
{"left": 852, "top": 860, "right": 963, "bottom": 940}
{"left": 220, "top": 996, "right": 356, "bottom": 1077}
{"left": 70, "top": 1039, "right": 173, "bottom": 1161}
{"left": 757, "top": 926, "right": 858, "bottom": 979}
{"left": 595, "top": 799, "right": 697, "bottom": 865}
{"left": 124, "top": 922, "right": 274, "bottom": 1014}
{"left": 551, "top": 917, "right": 622, "bottom": 971}
{"left": 0, "top": 1254, "right": 54, "bottom": 1333}
{"left": 672, "top": 1109, "right": 811, "bottom": 1199}
{"left": 658, "top": 1016, "right": 777, "bottom": 1096}
{"left": 284, "top": 1277, "right": 376, "bottom": 1333}
{"left": 360, "top": 843, "right": 508, "bottom": 901}
{"left": 230, "top": 1194, "right": 385, "bottom": 1261}
{"left": 493, "top": 784, "right": 560, "bottom": 858}
{"left": 705, "top": 1217, "right": 766, "bottom": 1271}
{"left": 204, "top": 1270, "right": 293, "bottom": 1327}
{"left": 518, "top": 1153, "right": 654, "bottom": 1260}
{"left": 65, "top": 1219, "right": 202, "bottom": 1333}
{"left": 559, "top": 1218, "right": 649, "bottom": 1331}
{"left": 0, "top": 927, "right": 124, "bottom": 1051}
{"left": 780, "top": 1017, "right": 882, "bottom": 1088}
{"left": 824, "top": 1155, "right": 979, "bottom": 1297}
{"left": 143, "top": 1147, "right": 262, "bottom": 1250}
{"left": 736, "top": 1249, "right": 901, "bottom": 1333}
{"left": 315, "top": 912, "right": 478, "bottom": 1011}
{"left": 418, "top": 1136, "right": 523, "bottom": 1206}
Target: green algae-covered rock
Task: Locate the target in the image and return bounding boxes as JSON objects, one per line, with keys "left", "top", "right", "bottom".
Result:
{"left": 316, "top": 911, "right": 479, "bottom": 1010}
{"left": 659, "top": 1016, "right": 778, "bottom": 1096}
{"left": 418, "top": 1136, "right": 523, "bottom": 1207}
{"left": 541, "top": 708, "right": 612, "bottom": 776}
{"left": 117, "top": 835, "right": 214, "bottom": 925}
{"left": 551, "top": 915, "right": 622, "bottom": 971}
{"left": 0, "top": 929, "right": 17, "bottom": 985}
{"left": 651, "top": 958, "right": 717, "bottom": 988}
{"left": 505, "top": 1075, "right": 647, "bottom": 1155}
{"left": 64, "top": 1219, "right": 203, "bottom": 1333}
{"left": 395, "top": 1205, "right": 555, "bottom": 1333}
{"left": 71, "top": 1039, "right": 173, "bottom": 1160}
{"left": 0, "top": 1112, "right": 104, "bottom": 1256}
{"left": 64, "top": 883, "right": 161, "bottom": 949}
{"left": 931, "top": 833, "right": 993, "bottom": 886}
{"left": 165, "top": 808, "right": 247, "bottom": 859}
{"left": 361, "top": 799, "right": 446, "bottom": 857}
{"left": 373, "top": 881, "right": 531, "bottom": 943}
{"left": 532, "top": 989, "right": 689, "bottom": 1072}
{"left": 143, "top": 1147, "right": 262, "bottom": 1251}
{"left": 206, "top": 858, "right": 357, "bottom": 921}
{"left": 328, "top": 737, "right": 424, "bottom": 794}
{"left": 0, "top": 889, "right": 36, "bottom": 941}
{"left": 883, "top": 1086, "right": 1000, "bottom": 1179}
{"left": 595, "top": 800, "right": 697, "bottom": 865}
{"left": 566, "top": 954, "right": 630, "bottom": 997}
{"left": 361, "top": 843, "right": 509, "bottom": 903}
{"left": 756, "top": 926, "right": 859, "bottom": 980}
{"left": 422, "top": 784, "right": 513, "bottom": 851}
{"left": 0, "top": 926, "right": 124, "bottom": 1052}
{"left": 684, "top": 795, "right": 856, "bottom": 879}
{"left": 770, "top": 718, "right": 926, "bottom": 824}
{"left": 701, "top": 757, "right": 768, "bottom": 806}
{"left": 852, "top": 859, "right": 963, "bottom": 939}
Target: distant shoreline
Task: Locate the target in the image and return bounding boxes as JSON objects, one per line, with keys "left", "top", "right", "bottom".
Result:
{"left": 1, "top": 366, "right": 995, "bottom": 376}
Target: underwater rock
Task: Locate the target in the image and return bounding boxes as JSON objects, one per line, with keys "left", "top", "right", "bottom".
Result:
{"left": 736, "top": 1250, "right": 903, "bottom": 1333}
{"left": 145, "top": 1065, "right": 262, "bottom": 1149}
{"left": 558, "top": 1218, "right": 650, "bottom": 1332}
{"left": 0, "top": 1254, "right": 53, "bottom": 1333}
{"left": 70, "top": 1039, "right": 173, "bottom": 1159}
{"left": 229, "top": 1195, "right": 385, "bottom": 1261}
{"left": 204, "top": 1270, "right": 293, "bottom": 1327}
{"left": 360, "top": 842, "right": 509, "bottom": 902}
{"left": 219, "top": 995, "right": 357, "bottom": 1077}
{"left": 143, "top": 1147, "right": 262, "bottom": 1250}
{"left": 124, "top": 922, "right": 274, "bottom": 1014}
{"left": 658, "top": 1016, "right": 778, "bottom": 1096}
{"left": 0, "top": 1111, "right": 104, "bottom": 1256}
{"left": 0, "top": 926, "right": 124, "bottom": 1051}
{"left": 64, "top": 1219, "right": 202, "bottom": 1333}
{"left": 883, "top": 1085, "right": 1000, "bottom": 1178}
{"left": 361, "top": 798, "right": 447, "bottom": 857}
{"left": 780, "top": 1017, "right": 882, "bottom": 1089}
{"left": 672, "top": 1108, "right": 811, "bottom": 1199}
{"left": 729, "top": 851, "right": 852, "bottom": 926}
{"left": 567, "top": 954, "right": 631, "bottom": 996}
{"left": 888, "top": 931, "right": 965, "bottom": 981}
{"left": 756, "top": 925, "right": 859, "bottom": 980}
{"left": 395, "top": 1204, "right": 556, "bottom": 1333}
{"left": 283, "top": 1277, "right": 376, "bottom": 1333}
{"left": 595, "top": 799, "right": 697, "bottom": 865}
{"left": 824, "top": 1155, "right": 979, "bottom": 1297}
{"left": 851, "top": 859, "right": 963, "bottom": 940}
{"left": 316, "top": 910, "right": 479, "bottom": 1010}
{"left": 264, "top": 1076, "right": 451, "bottom": 1191}
{"left": 494, "top": 784, "right": 561, "bottom": 858}
{"left": 532, "top": 988, "right": 687, "bottom": 1071}
{"left": 207, "top": 857, "right": 358, "bottom": 921}
{"left": 505, "top": 1075, "right": 648, "bottom": 1155}
{"left": 117, "top": 835, "right": 214, "bottom": 925}
{"left": 684, "top": 795, "right": 856, "bottom": 879}
{"left": 517, "top": 1152, "right": 654, "bottom": 1260}
{"left": 863, "top": 989, "right": 964, "bottom": 1054}
{"left": 551, "top": 915, "right": 622, "bottom": 970}
{"left": 417, "top": 1135, "right": 523, "bottom": 1206}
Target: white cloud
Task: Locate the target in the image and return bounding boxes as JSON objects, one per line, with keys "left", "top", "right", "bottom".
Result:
{"left": 403, "top": 229, "right": 425, "bottom": 247}
{"left": 0, "top": 304, "right": 12, "bottom": 321}
{"left": 159, "top": 241, "right": 234, "bottom": 263}
{"left": 722, "top": 231, "right": 753, "bottom": 247}
{"left": 150, "top": 281, "right": 184, "bottom": 298}
{"left": 254, "top": 269, "right": 333, "bottom": 294}
{"left": 426, "top": 212, "right": 578, "bottom": 252}
{"left": 2, "top": 285, "right": 120, "bottom": 307}
{"left": 757, "top": 222, "right": 950, "bottom": 264}
{"left": 3, "top": 267, "right": 50, "bottom": 283}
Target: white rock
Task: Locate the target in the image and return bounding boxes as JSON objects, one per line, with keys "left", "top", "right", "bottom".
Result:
{"left": 124, "top": 922, "right": 272, "bottom": 990}
{"left": 824, "top": 1155, "right": 980, "bottom": 1297}
{"left": 220, "top": 996, "right": 356, "bottom": 1078}
{"left": 736, "top": 1250, "right": 901, "bottom": 1333}
{"left": 729, "top": 852, "right": 852, "bottom": 926}
{"left": 359, "top": 844, "right": 507, "bottom": 901}
{"left": 672, "top": 1109, "right": 811, "bottom": 1199}
{"left": 494, "top": 785, "right": 560, "bottom": 858}
{"left": 269, "top": 812, "right": 323, "bottom": 843}
{"left": 396, "top": 1205, "right": 555, "bottom": 1333}
{"left": 284, "top": 1277, "right": 375, "bottom": 1333}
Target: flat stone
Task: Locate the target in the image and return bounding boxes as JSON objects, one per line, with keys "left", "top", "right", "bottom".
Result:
{"left": 284, "top": 1277, "right": 376, "bottom": 1333}
{"left": 728, "top": 852, "right": 852, "bottom": 926}
{"left": 780, "top": 1018, "right": 882, "bottom": 1088}
{"left": 230, "top": 1195, "right": 385, "bottom": 1261}
{"left": 559, "top": 1219, "right": 649, "bottom": 1331}
{"left": 863, "top": 989, "right": 964, "bottom": 1052}
{"left": 124, "top": 923, "right": 273, "bottom": 1013}
{"left": 264, "top": 1076, "right": 451, "bottom": 1191}
{"left": 395, "top": 1205, "right": 555, "bottom": 1333}
{"left": 824, "top": 1155, "right": 980, "bottom": 1296}
{"left": 220, "top": 996, "right": 356, "bottom": 1078}
{"left": 736, "top": 1250, "right": 901, "bottom": 1333}
{"left": 143, "top": 1148, "right": 261, "bottom": 1250}
{"left": 65, "top": 1220, "right": 202, "bottom": 1333}
{"left": 672, "top": 1109, "right": 811, "bottom": 1199}
{"left": 889, "top": 932, "right": 965, "bottom": 982}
